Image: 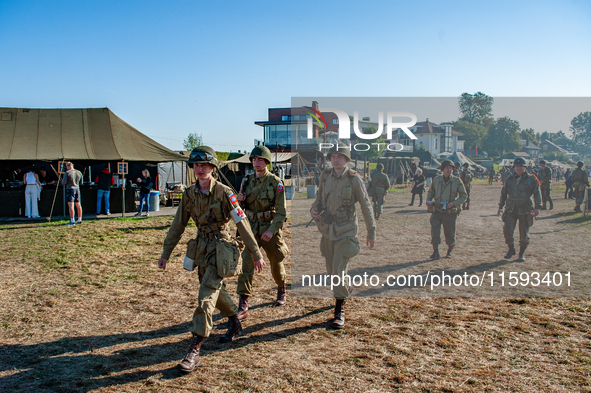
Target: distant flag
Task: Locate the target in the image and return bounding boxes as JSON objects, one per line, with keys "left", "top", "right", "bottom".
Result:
{"left": 475, "top": 144, "right": 479, "bottom": 156}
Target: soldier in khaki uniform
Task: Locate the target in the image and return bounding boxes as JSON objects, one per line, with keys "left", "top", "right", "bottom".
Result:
{"left": 426, "top": 159, "right": 467, "bottom": 260}
{"left": 572, "top": 161, "right": 590, "bottom": 213}
{"left": 538, "top": 160, "right": 553, "bottom": 210}
{"left": 157, "top": 147, "right": 265, "bottom": 373}
{"left": 310, "top": 143, "right": 376, "bottom": 329}
{"left": 368, "top": 163, "right": 390, "bottom": 220}
{"left": 460, "top": 162, "right": 473, "bottom": 210}
{"left": 498, "top": 157, "right": 542, "bottom": 262}
{"left": 235, "top": 145, "right": 289, "bottom": 320}
{"left": 488, "top": 167, "right": 496, "bottom": 185}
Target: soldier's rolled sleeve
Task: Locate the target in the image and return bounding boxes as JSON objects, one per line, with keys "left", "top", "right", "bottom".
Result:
{"left": 236, "top": 219, "right": 264, "bottom": 261}
{"left": 353, "top": 176, "right": 376, "bottom": 240}
{"left": 267, "top": 184, "right": 286, "bottom": 235}
{"left": 161, "top": 191, "right": 191, "bottom": 260}
{"left": 453, "top": 181, "right": 467, "bottom": 206}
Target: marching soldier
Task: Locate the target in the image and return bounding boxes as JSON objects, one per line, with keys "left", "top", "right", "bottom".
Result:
{"left": 488, "top": 167, "right": 496, "bottom": 185}
{"left": 460, "top": 162, "right": 473, "bottom": 210}
{"left": 157, "top": 146, "right": 265, "bottom": 373}
{"left": 310, "top": 142, "right": 376, "bottom": 329}
{"left": 572, "top": 161, "right": 590, "bottom": 213}
{"left": 538, "top": 160, "right": 553, "bottom": 210}
{"left": 497, "top": 157, "right": 541, "bottom": 262}
{"left": 368, "top": 163, "right": 390, "bottom": 220}
{"left": 235, "top": 145, "right": 289, "bottom": 321}
{"left": 453, "top": 161, "right": 461, "bottom": 177}
{"left": 426, "top": 159, "right": 467, "bottom": 260}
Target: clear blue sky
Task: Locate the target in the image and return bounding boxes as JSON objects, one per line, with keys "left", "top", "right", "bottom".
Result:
{"left": 1, "top": 0, "right": 590, "bottom": 151}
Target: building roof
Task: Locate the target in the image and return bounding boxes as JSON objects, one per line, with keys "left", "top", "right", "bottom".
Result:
{"left": 0, "top": 107, "right": 186, "bottom": 162}
{"left": 511, "top": 151, "right": 531, "bottom": 157}
{"left": 412, "top": 121, "right": 464, "bottom": 136}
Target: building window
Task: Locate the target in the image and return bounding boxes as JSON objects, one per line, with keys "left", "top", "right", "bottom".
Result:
{"left": 435, "top": 138, "right": 438, "bottom": 149}
{"left": 332, "top": 118, "right": 339, "bottom": 125}
{"left": 281, "top": 115, "right": 291, "bottom": 121}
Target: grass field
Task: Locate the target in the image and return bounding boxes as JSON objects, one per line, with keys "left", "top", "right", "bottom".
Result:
{"left": 1, "top": 183, "right": 590, "bottom": 392}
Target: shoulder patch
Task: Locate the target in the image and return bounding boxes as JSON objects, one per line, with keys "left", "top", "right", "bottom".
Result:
{"left": 277, "top": 184, "right": 284, "bottom": 192}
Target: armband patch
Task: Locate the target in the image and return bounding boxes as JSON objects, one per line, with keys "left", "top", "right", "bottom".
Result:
{"left": 230, "top": 206, "right": 246, "bottom": 223}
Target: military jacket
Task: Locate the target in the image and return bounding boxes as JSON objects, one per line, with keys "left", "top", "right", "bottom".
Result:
{"left": 499, "top": 172, "right": 542, "bottom": 215}
{"left": 161, "top": 178, "right": 263, "bottom": 262}
{"left": 312, "top": 167, "right": 376, "bottom": 241}
{"left": 240, "top": 171, "right": 286, "bottom": 236}
{"left": 571, "top": 168, "right": 589, "bottom": 186}
{"left": 538, "top": 167, "right": 552, "bottom": 187}
{"left": 460, "top": 168, "right": 473, "bottom": 184}
{"left": 369, "top": 170, "right": 390, "bottom": 191}
{"left": 427, "top": 175, "right": 467, "bottom": 213}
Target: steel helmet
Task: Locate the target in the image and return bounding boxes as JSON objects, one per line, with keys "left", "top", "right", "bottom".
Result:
{"left": 188, "top": 146, "right": 218, "bottom": 169}
{"left": 513, "top": 157, "right": 527, "bottom": 167}
{"left": 376, "top": 163, "right": 384, "bottom": 170}
{"left": 250, "top": 145, "right": 273, "bottom": 164}
{"left": 440, "top": 159, "right": 454, "bottom": 170}
{"left": 326, "top": 142, "right": 351, "bottom": 161}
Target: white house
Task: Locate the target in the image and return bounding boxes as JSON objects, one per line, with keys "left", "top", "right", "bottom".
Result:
{"left": 397, "top": 120, "right": 465, "bottom": 155}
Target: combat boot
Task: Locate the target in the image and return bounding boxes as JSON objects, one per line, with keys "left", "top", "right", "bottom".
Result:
{"left": 504, "top": 245, "right": 516, "bottom": 259}
{"left": 219, "top": 315, "right": 242, "bottom": 343}
{"left": 236, "top": 295, "right": 249, "bottom": 321}
{"left": 574, "top": 204, "right": 582, "bottom": 213}
{"left": 549, "top": 201, "right": 554, "bottom": 210}
{"left": 330, "top": 299, "right": 345, "bottom": 329}
{"left": 465, "top": 204, "right": 470, "bottom": 210}
{"left": 430, "top": 245, "right": 440, "bottom": 260}
{"left": 517, "top": 245, "right": 527, "bottom": 262}
{"left": 274, "top": 285, "right": 287, "bottom": 306}
{"left": 445, "top": 246, "right": 453, "bottom": 258}
{"left": 179, "top": 334, "right": 204, "bottom": 373}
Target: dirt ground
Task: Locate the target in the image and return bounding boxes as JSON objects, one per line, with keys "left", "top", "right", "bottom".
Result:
{"left": 1, "top": 181, "right": 590, "bottom": 392}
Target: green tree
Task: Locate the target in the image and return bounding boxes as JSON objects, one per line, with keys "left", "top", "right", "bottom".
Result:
{"left": 452, "top": 120, "right": 488, "bottom": 150}
{"left": 417, "top": 141, "right": 426, "bottom": 151}
{"left": 458, "top": 92, "right": 494, "bottom": 125}
{"left": 520, "top": 128, "right": 539, "bottom": 146}
{"left": 570, "top": 111, "right": 591, "bottom": 157}
{"left": 484, "top": 117, "right": 522, "bottom": 158}
{"left": 355, "top": 130, "right": 385, "bottom": 160}
{"left": 183, "top": 132, "right": 203, "bottom": 150}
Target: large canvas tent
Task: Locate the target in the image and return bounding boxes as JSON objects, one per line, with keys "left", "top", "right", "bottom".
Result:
{"left": 0, "top": 107, "right": 186, "bottom": 162}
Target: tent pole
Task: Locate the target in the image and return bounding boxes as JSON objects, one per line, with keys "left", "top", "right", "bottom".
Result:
{"left": 121, "top": 161, "right": 125, "bottom": 218}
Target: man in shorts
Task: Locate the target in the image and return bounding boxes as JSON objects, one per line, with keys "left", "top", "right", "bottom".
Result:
{"left": 62, "top": 162, "right": 83, "bottom": 225}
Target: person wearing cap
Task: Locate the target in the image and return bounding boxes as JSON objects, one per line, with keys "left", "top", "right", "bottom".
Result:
{"left": 426, "top": 159, "right": 467, "bottom": 260}
{"left": 460, "top": 162, "right": 474, "bottom": 210}
{"left": 571, "top": 161, "right": 590, "bottom": 213}
{"left": 497, "top": 157, "right": 541, "bottom": 262}
{"left": 235, "top": 145, "right": 289, "bottom": 320}
{"left": 157, "top": 146, "right": 265, "bottom": 373}
{"left": 369, "top": 162, "right": 390, "bottom": 220}
{"left": 538, "top": 160, "right": 553, "bottom": 210}
{"left": 310, "top": 142, "right": 376, "bottom": 329}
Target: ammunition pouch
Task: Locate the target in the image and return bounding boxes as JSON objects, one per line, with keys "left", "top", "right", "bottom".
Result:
{"left": 216, "top": 238, "right": 244, "bottom": 278}
{"left": 246, "top": 209, "right": 276, "bottom": 222}
{"left": 333, "top": 220, "right": 355, "bottom": 236}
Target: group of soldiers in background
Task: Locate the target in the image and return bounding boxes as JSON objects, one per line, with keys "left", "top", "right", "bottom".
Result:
{"left": 157, "top": 142, "right": 588, "bottom": 373}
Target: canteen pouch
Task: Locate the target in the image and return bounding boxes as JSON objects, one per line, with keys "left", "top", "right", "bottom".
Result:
{"left": 183, "top": 238, "right": 198, "bottom": 271}
{"left": 216, "top": 238, "right": 244, "bottom": 278}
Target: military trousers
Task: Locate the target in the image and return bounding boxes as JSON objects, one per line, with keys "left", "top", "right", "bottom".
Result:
{"left": 574, "top": 184, "right": 587, "bottom": 204}
{"left": 464, "top": 183, "right": 471, "bottom": 204}
{"left": 541, "top": 186, "right": 552, "bottom": 207}
{"left": 372, "top": 189, "right": 386, "bottom": 214}
{"left": 430, "top": 211, "right": 459, "bottom": 247}
{"left": 502, "top": 210, "right": 533, "bottom": 247}
{"left": 320, "top": 235, "right": 360, "bottom": 299}
{"left": 237, "top": 230, "right": 288, "bottom": 296}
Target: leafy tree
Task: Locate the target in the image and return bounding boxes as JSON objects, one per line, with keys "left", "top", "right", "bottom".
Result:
{"left": 458, "top": 92, "right": 494, "bottom": 125}
{"left": 543, "top": 151, "right": 573, "bottom": 163}
{"left": 484, "top": 117, "right": 521, "bottom": 158}
{"left": 355, "top": 129, "right": 385, "bottom": 160}
{"left": 452, "top": 120, "right": 488, "bottom": 150}
{"left": 183, "top": 132, "right": 203, "bottom": 150}
{"left": 417, "top": 141, "right": 426, "bottom": 151}
{"left": 570, "top": 111, "right": 591, "bottom": 157}
{"left": 520, "top": 128, "right": 539, "bottom": 146}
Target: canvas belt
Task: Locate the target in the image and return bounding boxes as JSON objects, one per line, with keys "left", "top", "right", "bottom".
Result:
{"left": 246, "top": 209, "right": 276, "bottom": 222}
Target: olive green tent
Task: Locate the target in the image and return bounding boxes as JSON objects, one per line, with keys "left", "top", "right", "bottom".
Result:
{"left": 0, "top": 107, "right": 186, "bottom": 162}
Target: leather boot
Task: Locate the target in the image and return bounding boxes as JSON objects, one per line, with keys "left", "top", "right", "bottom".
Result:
{"left": 330, "top": 299, "right": 345, "bottom": 329}
{"left": 430, "top": 245, "right": 440, "bottom": 260}
{"left": 274, "top": 285, "right": 287, "bottom": 306}
{"left": 179, "top": 334, "right": 204, "bottom": 373}
{"left": 517, "top": 246, "right": 527, "bottom": 262}
{"left": 504, "top": 245, "right": 516, "bottom": 259}
{"left": 219, "top": 315, "right": 242, "bottom": 343}
{"left": 445, "top": 246, "right": 453, "bottom": 258}
{"left": 236, "top": 295, "right": 249, "bottom": 321}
